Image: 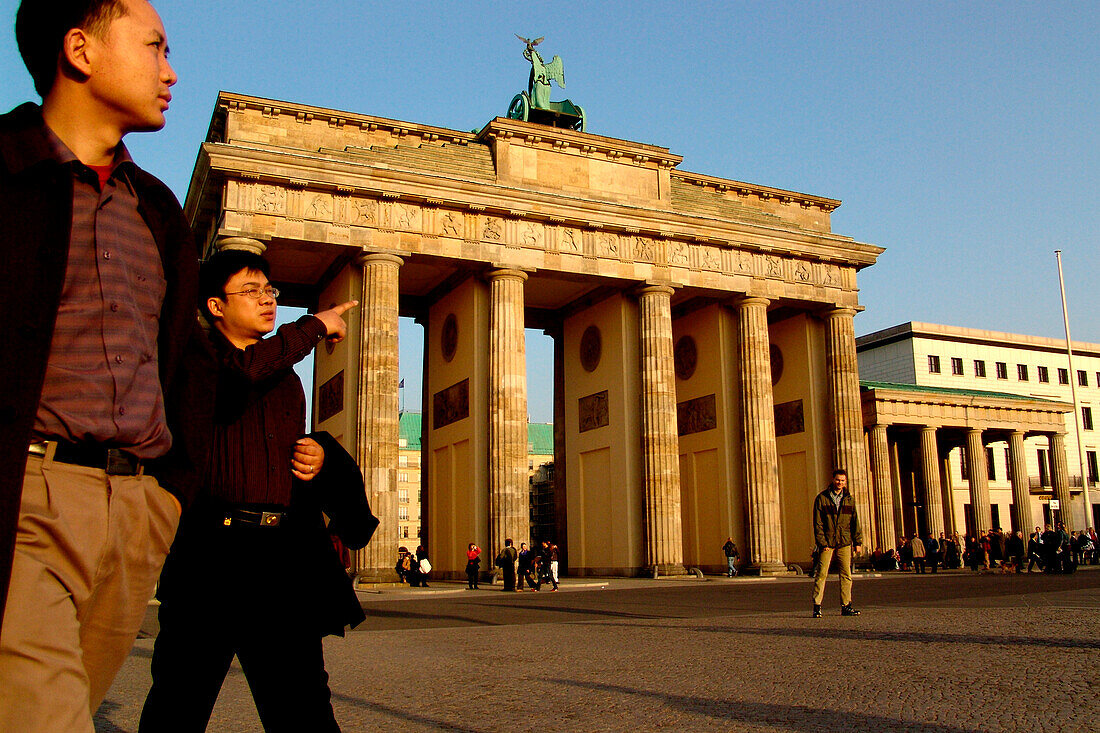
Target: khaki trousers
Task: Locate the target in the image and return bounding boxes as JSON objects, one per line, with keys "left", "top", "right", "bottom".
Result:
{"left": 0, "top": 451, "right": 179, "bottom": 733}
{"left": 811, "top": 544, "right": 853, "bottom": 607}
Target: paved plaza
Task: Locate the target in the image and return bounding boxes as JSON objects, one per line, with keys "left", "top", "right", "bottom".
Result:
{"left": 98, "top": 570, "right": 1100, "bottom": 732}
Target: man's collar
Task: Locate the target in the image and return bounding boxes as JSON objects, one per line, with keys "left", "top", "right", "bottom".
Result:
{"left": 2, "top": 103, "right": 136, "bottom": 187}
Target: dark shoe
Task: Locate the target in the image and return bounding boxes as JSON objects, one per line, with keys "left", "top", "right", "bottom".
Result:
{"left": 812, "top": 605, "right": 822, "bottom": 618}
{"left": 841, "top": 604, "right": 861, "bottom": 616}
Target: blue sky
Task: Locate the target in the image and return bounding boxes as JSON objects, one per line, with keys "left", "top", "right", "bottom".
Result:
{"left": 3, "top": 0, "right": 1097, "bottom": 422}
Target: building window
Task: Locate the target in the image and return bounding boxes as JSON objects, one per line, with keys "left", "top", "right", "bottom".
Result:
{"left": 986, "top": 447, "right": 996, "bottom": 481}
{"left": 417, "top": 488, "right": 422, "bottom": 502}
{"left": 399, "top": 438, "right": 407, "bottom": 448}
{"left": 960, "top": 447, "right": 969, "bottom": 480}
{"left": 1083, "top": 406, "right": 1094, "bottom": 431}
{"left": 1037, "top": 449, "right": 1050, "bottom": 486}
{"left": 398, "top": 489, "right": 409, "bottom": 503}
{"left": 398, "top": 472, "right": 409, "bottom": 483}
{"left": 995, "top": 362, "right": 1008, "bottom": 379}
{"left": 1017, "top": 364, "right": 1028, "bottom": 381}
{"left": 974, "top": 360, "right": 986, "bottom": 378}
{"left": 1095, "top": 371, "right": 1100, "bottom": 387}
{"left": 1037, "top": 366, "right": 1049, "bottom": 383}
{"left": 398, "top": 507, "right": 409, "bottom": 521}
{"left": 1088, "top": 451, "right": 1099, "bottom": 483}
{"left": 1079, "top": 370, "right": 1089, "bottom": 387}
{"left": 399, "top": 455, "right": 408, "bottom": 467}
{"left": 1058, "top": 368, "right": 1069, "bottom": 385}
{"left": 928, "top": 355, "right": 941, "bottom": 374}
{"left": 402, "top": 526, "right": 410, "bottom": 538}
{"left": 951, "top": 357, "right": 964, "bottom": 376}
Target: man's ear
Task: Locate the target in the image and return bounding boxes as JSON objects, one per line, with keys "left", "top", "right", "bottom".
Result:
{"left": 60, "top": 28, "right": 95, "bottom": 81}
{"left": 207, "top": 297, "right": 225, "bottom": 319}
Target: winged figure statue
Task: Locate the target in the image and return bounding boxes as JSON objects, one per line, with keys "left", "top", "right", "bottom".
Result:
{"left": 516, "top": 33, "right": 565, "bottom": 109}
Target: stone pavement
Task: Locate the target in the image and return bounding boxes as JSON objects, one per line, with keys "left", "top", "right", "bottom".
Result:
{"left": 98, "top": 569, "right": 1100, "bottom": 732}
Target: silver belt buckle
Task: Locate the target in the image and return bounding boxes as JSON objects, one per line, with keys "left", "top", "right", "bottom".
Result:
{"left": 261, "top": 511, "right": 282, "bottom": 527}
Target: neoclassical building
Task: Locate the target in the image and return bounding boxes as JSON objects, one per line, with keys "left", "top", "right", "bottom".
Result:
{"left": 859, "top": 322, "right": 1097, "bottom": 536}
{"left": 185, "top": 92, "right": 884, "bottom": 578}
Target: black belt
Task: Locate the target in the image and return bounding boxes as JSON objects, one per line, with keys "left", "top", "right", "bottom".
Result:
{"left": 221, "top": 507, "right": 287, "bottom": 528}
{"left": 28, "top": 441, "right": 142, "bottom": 476}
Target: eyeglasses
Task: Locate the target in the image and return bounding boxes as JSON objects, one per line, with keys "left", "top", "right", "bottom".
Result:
{"left": 225, "top": 286, "right": 280, "bottom": 300}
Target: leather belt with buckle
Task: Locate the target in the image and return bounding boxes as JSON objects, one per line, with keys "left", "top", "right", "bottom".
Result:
{"left": 221, "top": 508, "right": 286, "bottom": 528}
{"left": 28, "top": 441, "right": 142, "bottom": 476}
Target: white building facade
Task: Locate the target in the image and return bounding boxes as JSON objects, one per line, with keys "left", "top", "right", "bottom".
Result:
{"left": 858, "top": 322, "right": 1099, "bottom": 533}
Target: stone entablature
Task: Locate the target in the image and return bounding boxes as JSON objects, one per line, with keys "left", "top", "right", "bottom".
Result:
{"left": 189, "top": 93, "right": 881, "bottom": 310}
{"left": 861, "top": 382, "right": 1071, "bottom": 434}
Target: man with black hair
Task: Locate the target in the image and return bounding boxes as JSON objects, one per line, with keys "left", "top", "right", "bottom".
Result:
{"left": 0, "top": 2, "right": 207, "bottom": 729}
{"left": 811, "top": 469, "right": 863, "bottom": 618}
{"left": 140, "top": 249, "right": 363, "bottom": 732}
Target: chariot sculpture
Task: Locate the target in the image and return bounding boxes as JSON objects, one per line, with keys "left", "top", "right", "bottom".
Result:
{"left": 507, "top": 35, "right": 586, "bottom": 132}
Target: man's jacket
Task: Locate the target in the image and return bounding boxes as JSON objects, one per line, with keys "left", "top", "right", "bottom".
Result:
{"left": 812, "top": 487, "right": 863, "bottom": 549}
{"left": 0, "top": 103, "right": 209, "bottom": 631}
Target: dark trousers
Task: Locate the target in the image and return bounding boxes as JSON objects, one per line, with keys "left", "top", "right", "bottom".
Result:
{"left": 140, "top": 515, "right": 339, "bottom": 732}
{"left": 913, "top": 558, "right": 926, "bottom": 573}
{"left": 503, "top": 566, "right": 517, "bottom": 591}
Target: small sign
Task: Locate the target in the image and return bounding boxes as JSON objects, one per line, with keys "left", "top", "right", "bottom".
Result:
{"left": 1049, "top": 499, "right": 1061, "bottom": 510}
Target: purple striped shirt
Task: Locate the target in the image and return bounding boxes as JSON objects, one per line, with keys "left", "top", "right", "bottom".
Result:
{"left": 33, "top": 128, "right": 171, "bottom": 459}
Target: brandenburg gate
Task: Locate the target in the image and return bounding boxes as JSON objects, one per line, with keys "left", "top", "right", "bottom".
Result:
{"left": 185, "top": 91, "right": 883, "bottom": 579}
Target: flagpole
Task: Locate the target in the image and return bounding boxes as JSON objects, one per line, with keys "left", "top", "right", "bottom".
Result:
{"left": 1055, "top": 250, "right": 1092, "bottom": 529}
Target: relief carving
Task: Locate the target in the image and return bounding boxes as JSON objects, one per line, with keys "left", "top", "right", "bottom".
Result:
{"left": 483, "top": 217, "right": 503, "bottom": 241}
{"left": 520, "top": 221, "right": 542, "bottom": 247}
{"left": 352, "top": 199, "right": 376, "bottom": 225}
{"left": 633, "top": 236, "right": 654, "bottom": 262}
{"left": 307, "top": 195, "right": 331, "bottom": 220}
{"left": 767, "top": 256, "right": 783, "bottom": 278}
{"left": 700, "top": 247, "right": 720, "bottom": 271}
{"left": 735, "top": 250, "right": 753, "bottom": 274}
{"left": 561, "top": 228, "right": 581, "bottom": 251}
{"left": 318, "top": 370, "right": 344, "bottom": 423}
{"left": 256, "top": 185, "right": 286, "bottom": 214}
{"left": 433, "top": 379, "right": 470, "bottom": 429}
{"left": 578, "top": 390, "right": 610, "bottom": 433}
{"left": 395, "top": 203, "right": 420, "bottom": 230}
{"left": 669, "top": 242, "right": 689, "bottom": 265}
{"left": 597, "top": 232, "right": 618, "bottom": 256}
{"left": 774, "top": 399, "right": 805, "bottom": 437}
{"left": 794, "top": 261, "right": 811, "bottom": 282}
{"left": 677, "top": 394, "right": 717, "bottom": 436}
{"left": 580, "top": 325, "right": 601, "bottom": 373}
{"left": 674, "top": 335, "right": 697, "bottom": 381}
{"left": 440, "top": 211, "right": 462, "bottom": 237}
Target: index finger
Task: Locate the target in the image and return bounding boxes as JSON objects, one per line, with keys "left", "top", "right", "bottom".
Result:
{"left": 328, "top": 300, "right": 359, "bottom": 316}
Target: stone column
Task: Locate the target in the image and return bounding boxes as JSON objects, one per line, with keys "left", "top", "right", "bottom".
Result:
{"left": 1007, "top": 431, "right": 1033, "bottom": 532}
{"left": 354, "top": 253, "right": 402, "bottom": 579}
{"left": 918, "top": 427, "right": 944, "bottom": 536}
{"left": 824, "top": 307, "right": 874, "bottom": 551}
{"left": 1050, "top": 432, "right": 1073, "bottom": 531}
{"left": 965, "top": 428, "right": 991, "bottom": 533}
{"left": 487, "top": 269, "right": 531, "bottom": 560}
{"left": 737, "top": 297, "right": 785, "bottom": 573}
{"left": 868, "top": 424, "right": 896, "bottom": 549}
{"left": 889, "top": 440, "right": 905, "bottom": 544}
{"left": 939, "top": 451, "right": 956, "bottom": 536}
{"left": 637, "top": 285, "right": 685, "bottom": 575}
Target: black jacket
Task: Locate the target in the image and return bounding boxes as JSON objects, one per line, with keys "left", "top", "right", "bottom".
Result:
{"left": 0, "top": 103, "right": 209, "bottom": 631}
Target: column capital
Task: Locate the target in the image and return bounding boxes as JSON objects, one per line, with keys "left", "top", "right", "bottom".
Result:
{"left": 356, "top": 251, "right": 404, "bottom": 267}
{"left": 634, "top": 283, "right": 675, "bottom": 299}
{"left": 216, "top": 236, "right": 266, "bottom": 255}
{"left": 824, "top": 306, "right": 858, "bottom": 320}
{"left": 734, "top": 295, "right": 771, "bottom": 310}
{"left": 486, "top": 267, "right": 529, "bottom": 283}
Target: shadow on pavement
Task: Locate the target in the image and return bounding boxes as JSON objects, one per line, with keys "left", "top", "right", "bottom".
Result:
{"left": 550, "top": 679, "right": 984, "bottom": 732}
{"left": 329, "top": 691, "right": 481, "bottom": 732}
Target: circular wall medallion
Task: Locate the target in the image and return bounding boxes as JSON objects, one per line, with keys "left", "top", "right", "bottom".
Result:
{"left": 674, "top": 335, "right": 697, "bottom": 381}
{"left": 441, "top": 313, "right": 458, "bottom": 363}
{"left": 770, "top": 344, "right": 784, "bottom": 386}
{"left": 580, "top": 325, "right": 602, "bottom": 372}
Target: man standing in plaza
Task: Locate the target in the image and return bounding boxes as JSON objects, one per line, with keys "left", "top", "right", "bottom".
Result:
{"left": 811, "top": 469, "right": 862, "bottom": 618}
{"left": 722, "top": 537, "right": 740, "bottom": 577}
{"left": 499, "top": 538, "right": 518, "bottom": 591}
{"left": 0, "top": 2, "right": 209, "bottom": 730}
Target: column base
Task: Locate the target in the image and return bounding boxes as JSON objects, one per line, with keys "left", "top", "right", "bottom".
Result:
{"left": 354, "top": 568, "right": 400, "bottom": 584}
{"left": 652, "top": 563, "right": 688, "bottom": 577}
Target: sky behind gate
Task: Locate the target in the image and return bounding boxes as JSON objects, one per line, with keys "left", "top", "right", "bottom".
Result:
{"left": 2, "top": 0, "right": 1097, "bottom": 423}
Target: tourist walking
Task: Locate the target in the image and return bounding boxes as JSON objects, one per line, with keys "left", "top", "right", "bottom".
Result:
{"left": 722, "top": 538, "right": 740, "bottom": 577}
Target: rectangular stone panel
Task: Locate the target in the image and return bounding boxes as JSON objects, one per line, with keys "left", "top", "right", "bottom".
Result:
{"left": 578, "top": 390, "right": 610, "bottom": 433}
{"left": 774, "top": 399, "right": 805, "bottom": 437}
{"left": 677, "top": 394, "right": 717, "bottom": 436}
{"left": 318, "top": 370, "right": 344, "bottom": 423}
{"left": 433, "top": 378, "right": 470, "bottom": 429}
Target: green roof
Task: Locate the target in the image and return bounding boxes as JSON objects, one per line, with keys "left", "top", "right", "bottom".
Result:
{"left": 528, "top": 423, "right": 554, "bottom": 456}
{"left": 860, "top": 380, "right": 1067, "bottom": 404}
{"left": 398, "top": 412, "right": 554, "bottom": 455}
{"left": 399, "top": 412, "right": 422, "bottom": 450}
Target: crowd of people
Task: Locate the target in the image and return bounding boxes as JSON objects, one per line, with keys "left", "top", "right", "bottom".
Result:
{"left": 393, "top": 540, "right": 562, "bottom": 591}
{"left": 869, "top": 525, "right": 1098, "bottom": 574}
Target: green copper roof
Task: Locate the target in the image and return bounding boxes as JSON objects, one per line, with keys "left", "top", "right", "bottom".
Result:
{"left": 528, "top": 423, "right": 554, "bottom": 455}
{"left": 860, "top": 380, "right": 1067, "bottom": 405}
{"left": 398, "top": 412, "right": 554, "bottom": 454}
{"left": 399, "top": 412, "right": 422, "bottom": 450}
